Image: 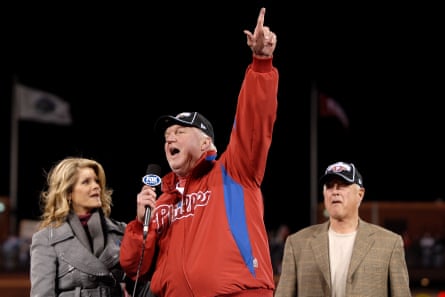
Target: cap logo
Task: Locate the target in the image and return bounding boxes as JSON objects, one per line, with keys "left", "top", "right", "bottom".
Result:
{"left": 326, "top": 162, "right": 351, "bottom": 173}
{"left": 176, "top": 112, "right": 193, "bottom": 121}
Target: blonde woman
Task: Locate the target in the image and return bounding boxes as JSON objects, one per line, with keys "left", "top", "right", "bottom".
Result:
{"left": 30, "top": 157, "right": 133, "bottom": 297}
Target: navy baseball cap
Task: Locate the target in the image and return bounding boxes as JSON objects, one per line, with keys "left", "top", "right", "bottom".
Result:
{"left": 320, "top": 161, "right": 364, "bottom": 187}
{"left": 154, "top": 112, "right": 214, "bottom": 142}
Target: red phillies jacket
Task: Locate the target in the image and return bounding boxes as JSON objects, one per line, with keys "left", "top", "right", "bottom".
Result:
{"left": 120, "top": 56, "right": 279, "bottom": 297}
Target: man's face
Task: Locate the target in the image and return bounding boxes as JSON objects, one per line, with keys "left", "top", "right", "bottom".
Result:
{"left": 323, "top": 177, "right": 364, "bottom": 220}
{"left": 163, "top": 125, "right": 208, "bottom": 177}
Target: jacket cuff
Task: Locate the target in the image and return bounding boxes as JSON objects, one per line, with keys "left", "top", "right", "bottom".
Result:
{"left": 252, "top": 55, "right": 273, "bottom": 73}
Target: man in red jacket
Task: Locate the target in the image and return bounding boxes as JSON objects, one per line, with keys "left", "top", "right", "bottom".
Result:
{"left": 120, "top": 7, "right": 278, "bottom": 297}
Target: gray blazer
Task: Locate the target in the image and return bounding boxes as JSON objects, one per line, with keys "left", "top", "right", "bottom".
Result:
{"left": 30, "top": 211, "right": 127, "bottom": 297}
{"left": 274, "top": 219, "right": 412, "bottom": 297}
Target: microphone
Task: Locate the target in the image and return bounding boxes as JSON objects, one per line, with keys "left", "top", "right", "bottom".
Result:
{"left": 141, "top": 164, "right": 162, "bottom": 239}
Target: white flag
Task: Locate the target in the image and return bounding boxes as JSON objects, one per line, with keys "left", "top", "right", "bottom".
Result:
{"left": 14, "top": 83, "right": 72, "bottom": 125}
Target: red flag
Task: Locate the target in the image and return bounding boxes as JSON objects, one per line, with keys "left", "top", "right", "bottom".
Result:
{"left": 319, "top": 92, "right": 349, "bottom": 128}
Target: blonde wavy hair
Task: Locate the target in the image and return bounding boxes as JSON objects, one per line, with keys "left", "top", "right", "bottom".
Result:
{"left": 38, "top": 157, "right": 113, "bottom": 229}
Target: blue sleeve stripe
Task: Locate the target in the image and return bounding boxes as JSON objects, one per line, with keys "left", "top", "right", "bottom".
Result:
{"left": 221, "top": 166, "right": 255, "bottom": 276}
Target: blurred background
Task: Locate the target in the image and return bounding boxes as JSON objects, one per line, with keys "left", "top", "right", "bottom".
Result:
{"left": 1, "top": 2, "right": 444, "bottom": 295}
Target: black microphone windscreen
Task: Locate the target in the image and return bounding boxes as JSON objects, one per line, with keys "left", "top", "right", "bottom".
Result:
{"left": 146, "top": 164, "right": 162, "bottom": 176}
{"left": 142, "top": 164, "right": 162, "bottom": 188}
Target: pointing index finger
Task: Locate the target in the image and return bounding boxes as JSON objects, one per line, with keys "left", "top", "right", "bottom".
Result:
{"left": 256, "top": 7, "right": 265, "bottom": 28}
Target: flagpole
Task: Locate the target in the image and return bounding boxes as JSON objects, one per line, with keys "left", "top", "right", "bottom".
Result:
{"left": 309, "top": 81, "right": 318, "bottom": 225}
{"left": 9, "top": 79, "right": 19, "bottom": 235}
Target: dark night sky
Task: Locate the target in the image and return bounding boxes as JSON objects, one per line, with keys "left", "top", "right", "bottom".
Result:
{"left": 1, "top": 2, "right": 444, "bottom": 233}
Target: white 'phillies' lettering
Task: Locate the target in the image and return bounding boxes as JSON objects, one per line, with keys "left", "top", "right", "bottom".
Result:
{"left": 152, "top": 190, "right": 211, "bottom": 234}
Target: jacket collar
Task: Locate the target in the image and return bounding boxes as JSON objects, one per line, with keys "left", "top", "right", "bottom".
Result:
{"left": 162, "top": 150, "right": 217, "bottom": 193}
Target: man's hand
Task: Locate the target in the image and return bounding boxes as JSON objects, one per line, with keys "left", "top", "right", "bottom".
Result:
{"left": 243, "top": 7, "right": 277, "bottom": 57}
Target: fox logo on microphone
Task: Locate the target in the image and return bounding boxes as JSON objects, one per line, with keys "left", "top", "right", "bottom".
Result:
{"left": 142, "top": 174, "right": 161, "bottom": 187}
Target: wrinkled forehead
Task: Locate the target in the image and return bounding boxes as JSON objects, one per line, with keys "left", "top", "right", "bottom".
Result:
{"left": 164, "top": 124, "right": 200, "bottom": 138}
{"left": 323, "top": 175, "right": 352, "bottom": 185}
